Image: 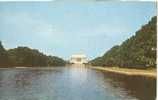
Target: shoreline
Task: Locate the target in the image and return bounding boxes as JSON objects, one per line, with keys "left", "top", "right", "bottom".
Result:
{"left": 91, "top": 66, "right": 156, "bottom": 78}
{"left": 0, "top": 66, "right": 65, "bottom": 69}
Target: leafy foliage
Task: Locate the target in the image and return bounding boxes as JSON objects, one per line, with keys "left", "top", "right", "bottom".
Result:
{"left": 0, "top": 41, "right": 11, "bottom": 66}
{"left": 47, "top": 56, "right": 66, "bottom": 66}
{"left": 0, "top": 44, "right": 66, "bottom": 67}
{"left": 90, "top": 16, "right": 157, "bottom": 68}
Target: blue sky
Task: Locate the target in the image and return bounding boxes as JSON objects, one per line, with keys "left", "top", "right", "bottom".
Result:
{"left": 0, "top": 2, "right": 156, "bottom": 60}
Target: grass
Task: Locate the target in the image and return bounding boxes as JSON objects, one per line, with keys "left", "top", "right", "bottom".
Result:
{"left": 91, "top": 66, "right": 156, "bottom": 78}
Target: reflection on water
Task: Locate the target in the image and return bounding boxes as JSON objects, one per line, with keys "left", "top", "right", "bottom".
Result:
{"left": 0, "top": 66, "right": 156, "bottom": 100}
{"left": 100, "top": 71, "right": 156, "bottom": 100}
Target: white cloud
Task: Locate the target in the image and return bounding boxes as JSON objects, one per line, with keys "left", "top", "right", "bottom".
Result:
{"left": 0, "top": 12, "right": 56, "bottom": 42}
{"left": 0, "top": 12, "right": 66, "bottom": 55}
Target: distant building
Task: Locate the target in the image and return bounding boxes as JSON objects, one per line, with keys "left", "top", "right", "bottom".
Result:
{"left": 70, "top": 54, "right": 88, "bottom": 64}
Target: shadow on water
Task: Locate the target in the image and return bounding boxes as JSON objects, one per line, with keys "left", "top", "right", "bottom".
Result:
{"left": 101, "top": 71, "right": 156, "bottom": 100}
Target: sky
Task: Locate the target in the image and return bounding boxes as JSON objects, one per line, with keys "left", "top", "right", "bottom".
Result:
{"left": 0, "top": 1, "right": 156, "bottom": 60}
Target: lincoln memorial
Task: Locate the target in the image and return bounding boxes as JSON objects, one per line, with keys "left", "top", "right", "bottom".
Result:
{"left": 69, "top": 54, "right": 88, "bottom": 64}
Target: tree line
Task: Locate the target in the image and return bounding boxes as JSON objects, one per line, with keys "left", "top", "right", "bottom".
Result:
{"left": 90, "top": 16, "right": 156, "bottom": 68}
{"left": 0, "top": 42, "right": 66, "bottom": 67}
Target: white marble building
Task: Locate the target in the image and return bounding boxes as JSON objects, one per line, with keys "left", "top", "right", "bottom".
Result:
{"left": 70, "top": 54, "right": 88, "bottom": 64}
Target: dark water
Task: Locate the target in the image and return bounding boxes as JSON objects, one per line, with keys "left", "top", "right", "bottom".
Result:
{"left": 0, "top": 66, "right": 156, "bottom": 100}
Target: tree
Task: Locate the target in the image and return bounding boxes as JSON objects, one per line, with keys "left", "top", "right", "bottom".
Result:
{"left": 7, "top": 46, "right": 66, "bottom": 67}
{"left": 90, "top": 16, "right": 157, "bottom": 68}
{"left": 0, "top": 41, "right": 10, "bottom": 66}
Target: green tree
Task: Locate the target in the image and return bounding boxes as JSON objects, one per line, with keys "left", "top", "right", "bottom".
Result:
{"left": 0, "top": 41, "right": 10, "bottom": 66}
{"left": 90, "top": 16, "right": 157, "bottom": 68}
{"left": 7, "top": 46, "right": 66, "bottom": 67}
